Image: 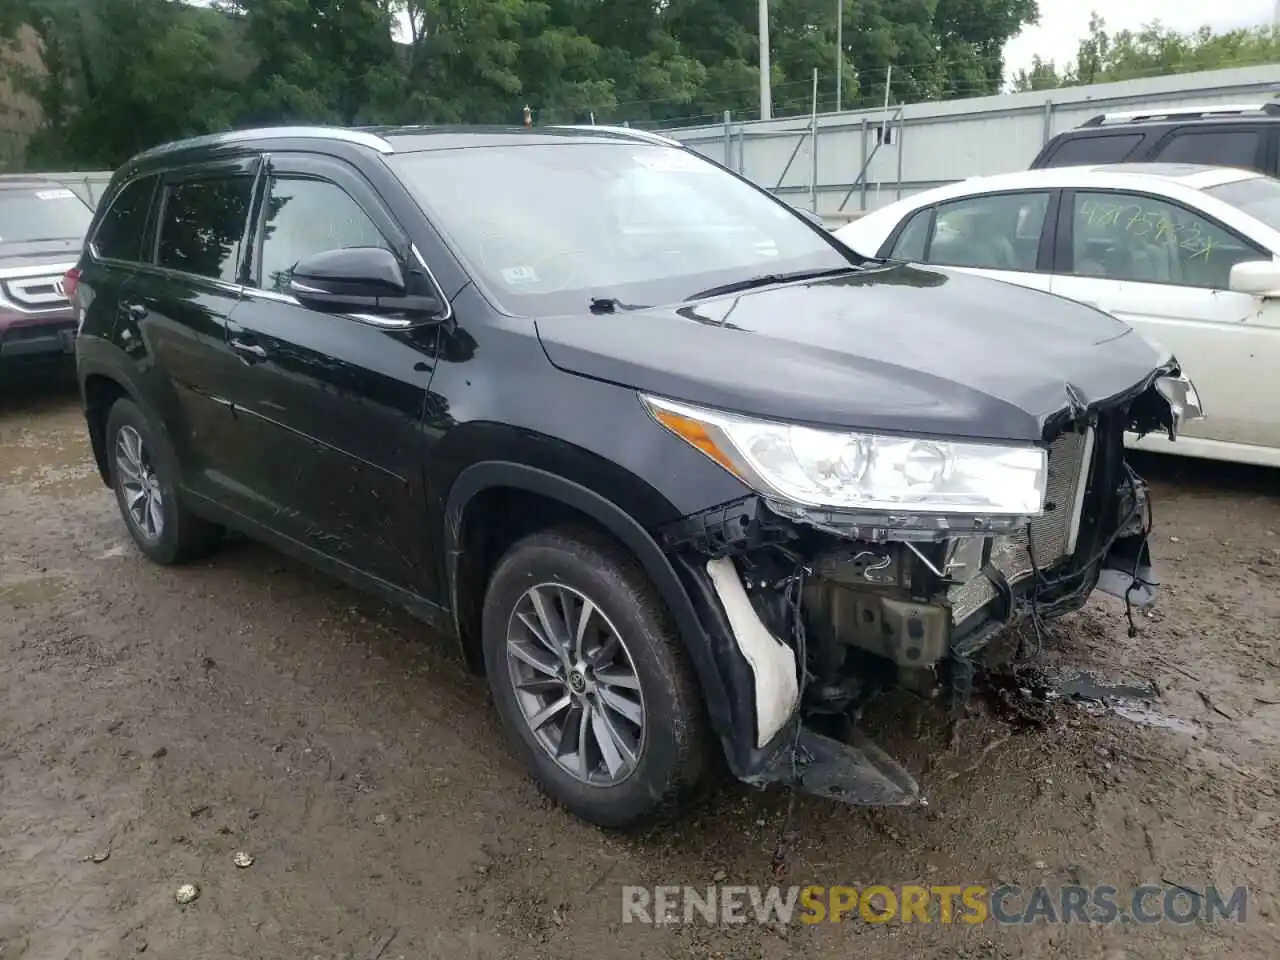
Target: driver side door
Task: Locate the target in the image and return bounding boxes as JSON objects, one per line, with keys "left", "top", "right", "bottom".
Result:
{"left": 222, "top": 153, "right": 440, "bottom": 593}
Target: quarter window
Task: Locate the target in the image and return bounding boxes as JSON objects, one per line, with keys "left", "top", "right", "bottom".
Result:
{"left": 255, "top": 178, "right": 388, "bottom": 294}
{"left": 93, "top": 176, "right": 157, "bottom": 262}
{"left": 156, "top": 177, "right": 254, "bottom": 282}
{"left": 922, "top": 192, "right": 1050, "bottom": 271}
{"left": 1153, "top": 130, "right": 1261, "bottom": 170}
{"left": 1069, "top": 191, "right": 1265, "bottom": 290}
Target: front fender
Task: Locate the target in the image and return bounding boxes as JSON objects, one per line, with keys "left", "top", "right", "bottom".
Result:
{"left": 442, "top": 460, "right": 761, "bottom": 774}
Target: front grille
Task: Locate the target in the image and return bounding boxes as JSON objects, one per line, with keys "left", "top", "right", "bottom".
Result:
{"left": 1, "top": 274, "right": 71, "bottom": 311}
{"left": 948, "top": 428, "right": 1094, "bottom": 624}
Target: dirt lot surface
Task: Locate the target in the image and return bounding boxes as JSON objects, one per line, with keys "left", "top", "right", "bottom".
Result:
{"left": 2, "top": 373, "right": 1278, "bottom": 960}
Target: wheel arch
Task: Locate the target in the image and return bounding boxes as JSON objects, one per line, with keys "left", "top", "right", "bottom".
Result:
{"left": 79, "top": 358, "right": 145, "bottom": 486}
{"left": 443, "top": 461, "right": 735, "bottom": 750}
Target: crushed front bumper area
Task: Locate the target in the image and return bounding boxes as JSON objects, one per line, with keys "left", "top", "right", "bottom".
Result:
{"left": 660, "top": 413, "right": 1164, "bottom": 809}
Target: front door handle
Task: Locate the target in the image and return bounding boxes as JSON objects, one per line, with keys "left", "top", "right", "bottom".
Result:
{"left": 127, "top": 303, "right": 148, "bottom": 321}
{"left": 230, "top": 337, "right": 268, "bottom": 361}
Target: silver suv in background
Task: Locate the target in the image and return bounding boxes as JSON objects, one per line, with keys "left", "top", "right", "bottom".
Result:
{"left": 0, "top": 176, "right": 93, "bottom": 373}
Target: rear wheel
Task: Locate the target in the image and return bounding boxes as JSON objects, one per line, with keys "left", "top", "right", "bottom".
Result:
{"left": 481, "top": 527, "right": 710, "bottom": 827}
{"left": 105, "top": 398, "right": 221, "bottom": 565}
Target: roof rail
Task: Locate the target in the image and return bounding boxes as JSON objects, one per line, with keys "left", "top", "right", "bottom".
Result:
{"left": 1080, "top": 102, "right": 1280, "bottom": 127}
{"left": 553, "top": 124, "right": 681, "bottom": 146}
{"left": 134, "top": 126, "right": 395, "bottom": 161}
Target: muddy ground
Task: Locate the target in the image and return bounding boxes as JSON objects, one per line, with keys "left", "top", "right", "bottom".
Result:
{"left": 1, "top": 370, "right": 1278, "bottom": 960}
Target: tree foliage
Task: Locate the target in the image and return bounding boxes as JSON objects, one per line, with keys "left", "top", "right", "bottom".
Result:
{"left": 1012, "top": 14, "right": 1280, "bottom": 93}
{"left": 0, "top": 0, "right": 1042, "bottom": 169}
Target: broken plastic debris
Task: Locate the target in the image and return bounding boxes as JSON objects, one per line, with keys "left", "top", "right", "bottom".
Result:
{"left": 232, "top": 851, "right": 254, "bottom": 868}
{"left": 84, "top": 849, "right": 110, "bottom": 863}
{"left": 175, "top": 882, "right": 200, "bottom": 904}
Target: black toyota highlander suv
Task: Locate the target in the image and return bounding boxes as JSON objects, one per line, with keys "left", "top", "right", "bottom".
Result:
{"left": 73, "top": 124, "right": 1200, "bottom": 827}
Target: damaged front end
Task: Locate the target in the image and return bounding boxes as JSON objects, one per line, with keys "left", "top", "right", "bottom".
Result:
{"left": 650, "top": 368, "right": 1199, "bottom": 809}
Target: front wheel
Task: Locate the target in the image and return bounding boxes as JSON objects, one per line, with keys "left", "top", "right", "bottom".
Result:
{"left": 481, "top": 527, "right": 710, "bottom": 827}
{"left": 105, "top": 398, "right": 221, "bottom": 565}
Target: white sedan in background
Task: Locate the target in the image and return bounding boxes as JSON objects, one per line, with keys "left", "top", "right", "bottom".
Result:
{"left": 834, "top": 163, "right": 1280, "bottom": 468}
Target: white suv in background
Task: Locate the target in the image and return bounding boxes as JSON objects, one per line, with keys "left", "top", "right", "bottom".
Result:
{"left": 835, "top": 164, "right": 1280, "bottom": 468}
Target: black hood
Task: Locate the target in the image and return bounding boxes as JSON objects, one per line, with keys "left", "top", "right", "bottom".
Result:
{"left": 534, "top": 264, "right": 1172, "bottom": 443}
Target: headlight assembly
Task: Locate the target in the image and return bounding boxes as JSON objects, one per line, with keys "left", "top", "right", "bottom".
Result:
{"left": 642, "top": 394, "right": 1047, "bottom": 517}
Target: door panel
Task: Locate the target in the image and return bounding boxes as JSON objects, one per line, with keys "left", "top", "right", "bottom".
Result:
{"left": 127, "top": 164, "right": 257, "bottom": 503}
{"left": 1052, "top": 189, "right": 1280, "bottom": 453}
{"left": 222, "top": 156, "right": 437, "bottom": 594}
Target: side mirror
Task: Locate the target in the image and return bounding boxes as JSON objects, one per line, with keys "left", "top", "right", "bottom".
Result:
{"left": 1228, "top": 259, "right": 1280, "bottom": 297}
{"left": 289, "top": 247, "right": 444, "bottom": 321}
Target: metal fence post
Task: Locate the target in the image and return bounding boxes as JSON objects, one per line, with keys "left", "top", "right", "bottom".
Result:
{"left": 1042, "top": 99, "right": 1054, "bottom": 145}
{"left": 859, "top": 117, "right": 868, "bottom": 211}
{"left": 810, "top": 69, "right": 819, "bottom": 213}
{"left": 896, "top": 114, "right": 905, "bottom": 201}
{"left": 737, "top": 126, "right": 745, "bottom": 174}
{"left": 723, "top": 110, "right": 733, "bottom": 165}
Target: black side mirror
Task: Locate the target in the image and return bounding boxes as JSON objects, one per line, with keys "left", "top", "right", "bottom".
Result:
{"left": 289, "top": 247, "right": 444, "bottom": 322}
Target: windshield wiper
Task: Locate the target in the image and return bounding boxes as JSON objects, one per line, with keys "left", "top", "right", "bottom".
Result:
{"left": 686, "top": 266, "right": 860, "bottom": 302}
{"left": 589, "top": 297, "right": 651, "bottom": 314}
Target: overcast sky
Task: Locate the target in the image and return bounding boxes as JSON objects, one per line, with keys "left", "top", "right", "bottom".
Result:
{"left": 1004, "top": 0, "right": 1276, "bottom": 74}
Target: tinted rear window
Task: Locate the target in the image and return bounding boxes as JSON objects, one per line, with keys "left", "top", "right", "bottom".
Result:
{"left": 156, "top": 177, "right": 254, "bottom": 282}
{"left": 93, "top": 176, "right": 157, "bottom": 262}
{"left": 1042, "top": 133, "right": 1144, "bottom": 166}
{"left": 0, "top": 185, "right": 93, "bottom": 244}
{"left": 1153, "top": 129, "right": 1262, "bottom": 170}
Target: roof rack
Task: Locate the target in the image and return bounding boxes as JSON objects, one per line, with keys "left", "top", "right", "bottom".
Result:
{"left": 1080, "top": 102, "right": 1280, "bottom": 127}
{"left": 134, "top": 126, "right": 395, "bottom": 161}
{"left": 553, "top": 124, "right": 681, "bottom": 146}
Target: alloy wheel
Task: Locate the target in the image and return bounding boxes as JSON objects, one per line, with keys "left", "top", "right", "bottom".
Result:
{"left": 505, "top": 583, "right": 646, "bottom": 786}
{"left": 115, "top": 425, "right": 164, "bottom": 541}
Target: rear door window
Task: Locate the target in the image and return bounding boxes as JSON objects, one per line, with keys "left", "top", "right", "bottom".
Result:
{"left": 1067, "top": 190, "right": 1266, "bottom": 290}
{"left": 156, "top": 176, "right": 254, "bottom": 283}
{"left": 1042, "top": 134, "right": 1144, "bottom": 166}
{"left": 92, "top": 177, "right": 157, "bottom": 262}
{"left": 1151, "top": 129, "right": 1263, "bottom": 170}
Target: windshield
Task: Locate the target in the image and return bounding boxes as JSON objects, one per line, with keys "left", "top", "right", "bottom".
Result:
{"left": 388, "top": 142, "right": 860, "bottom": 315}
{"left": 1203, "top": 176, "right": 1280, "bottom": 234}
{"left": 0, "top": 186, "right": 93, "bottom": 244}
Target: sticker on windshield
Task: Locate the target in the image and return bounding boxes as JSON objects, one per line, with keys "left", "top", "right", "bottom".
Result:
{"left": 502, "top": 265, "right": 540, "bottom": 285}
{"left": 35, "top": 188, "right": 76, "bottom": 201}
{"left": 632, "top": 152, "right": 704, "bottom": 173}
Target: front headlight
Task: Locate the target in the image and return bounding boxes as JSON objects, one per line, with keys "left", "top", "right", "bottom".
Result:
{"left": 643, "top": 395, "right": 1047, "bottom": 516}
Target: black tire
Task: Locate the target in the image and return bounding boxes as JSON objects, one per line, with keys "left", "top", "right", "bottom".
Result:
{"left": 481, "top": 526, "right": 710, "bottom": 828}
{"left": 105, "top": 397, "right": 221, "bottom": 565}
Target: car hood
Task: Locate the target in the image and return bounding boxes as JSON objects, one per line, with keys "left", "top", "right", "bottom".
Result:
{"left": 534, "top": 263, "right": 1172, "bottom": 443}
{"left": 0, "top": 238, "right": 82, "bottom": 270}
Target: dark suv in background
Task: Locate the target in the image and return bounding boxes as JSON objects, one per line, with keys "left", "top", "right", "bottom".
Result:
{"left": 1032, "top": 102, "right": 1280, "bottom": 175}
{"left": 73, "top": 124, "right": 1194, "bottom": 827}
{"left": 0, "top": 175, "right": 93, "bottom": 372}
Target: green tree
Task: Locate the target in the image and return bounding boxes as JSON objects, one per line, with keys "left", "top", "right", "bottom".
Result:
{"left": 1012, "top": 15, "right": 1280, "bottom": 92}
{"left": 1, "top": 0, "right": 242, "bottom": 167}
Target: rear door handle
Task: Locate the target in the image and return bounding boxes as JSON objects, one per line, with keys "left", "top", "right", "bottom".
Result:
{"left": 230, "top": 337, "right": 268, "bottom": 361}
{"left": 123, "top": 302, "right": 148, "bottom": 321}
